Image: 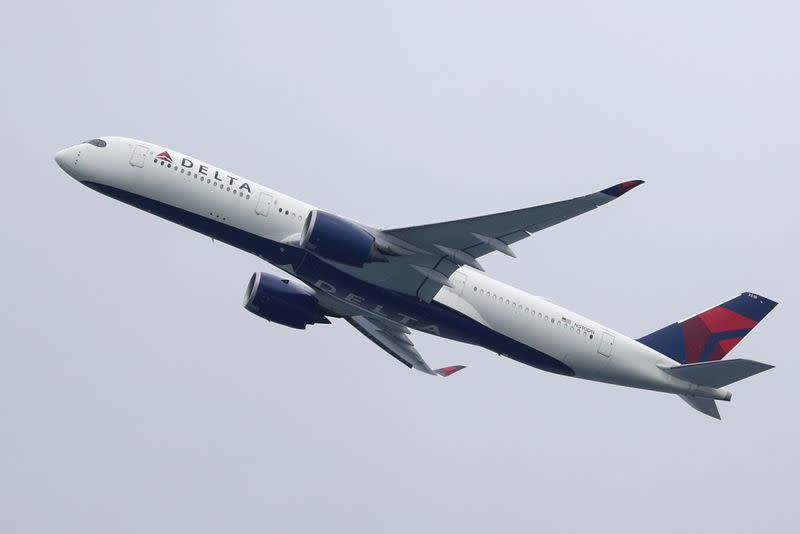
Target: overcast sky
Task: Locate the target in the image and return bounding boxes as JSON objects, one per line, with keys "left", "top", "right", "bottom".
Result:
{"left": 2, "top": 1, "right": 798, "bottom": 533}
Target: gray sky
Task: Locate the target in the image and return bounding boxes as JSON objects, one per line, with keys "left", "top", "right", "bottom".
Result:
{"left": 2, "top": 1, "right": 798, "bottom": 533}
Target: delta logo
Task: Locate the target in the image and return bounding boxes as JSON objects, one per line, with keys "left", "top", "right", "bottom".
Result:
{"left": 154, "top": 149, "right": 253, "bottom": 193}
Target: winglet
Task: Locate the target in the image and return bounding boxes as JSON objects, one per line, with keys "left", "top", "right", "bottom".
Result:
{"left": 600, "top": 180, "right": 645, "bottom": 198}
{"left": 435, "top": 365, "right": 466, "bottom": 377}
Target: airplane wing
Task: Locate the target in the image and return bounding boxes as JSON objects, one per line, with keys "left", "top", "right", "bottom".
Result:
{"left": 375, "top": 181, "right": 644, "bottom": 301}
{"left": 345, "top": 315, "right": 465, "bottom": 377}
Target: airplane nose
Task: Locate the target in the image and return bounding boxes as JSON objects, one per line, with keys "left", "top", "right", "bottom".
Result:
{"left": 54, "top": 147, "right": 72, "bottom": 170}
{"left": 54, "top": 145, "right": 82, "bottom": 179}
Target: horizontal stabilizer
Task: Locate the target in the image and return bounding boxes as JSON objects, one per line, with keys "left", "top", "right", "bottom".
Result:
{"left": 661, "top": 358, "right": 774, "bottom": 388}
{"left": 679, "top": 395, "right": 721, "bottom": 419}
{"left": 435, "top": 365, "right": 466, "bottom": 377}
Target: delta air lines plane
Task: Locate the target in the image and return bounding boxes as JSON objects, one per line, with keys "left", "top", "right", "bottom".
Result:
{"left": 55, "top": 137, "right": 778, "bottom": 419}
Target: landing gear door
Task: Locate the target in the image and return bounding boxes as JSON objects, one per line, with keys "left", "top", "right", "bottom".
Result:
{"left": 255, "top": 193, "right": 274, "bottom": 216}
{"left": 129, "top": 144, "right": 149, "bottom": 168}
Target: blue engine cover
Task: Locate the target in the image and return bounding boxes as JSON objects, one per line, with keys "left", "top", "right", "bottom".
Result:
{"left": 243, "top": 272, "right": 331, "bottom": 329}
{"left": 300, "top": 210, "right": 383, "bottom": 267}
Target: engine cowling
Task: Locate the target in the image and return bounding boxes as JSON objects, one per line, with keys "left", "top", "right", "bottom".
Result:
{"left": 243, "top": 272, "right": 331, "bottom": 329}
{"left": 300, "top": 210, "right": 386, "bottom": 267}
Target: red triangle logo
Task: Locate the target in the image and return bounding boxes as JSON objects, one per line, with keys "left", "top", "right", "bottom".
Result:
{"left": 155, "top": 151, "right": 173, "bottom": 163}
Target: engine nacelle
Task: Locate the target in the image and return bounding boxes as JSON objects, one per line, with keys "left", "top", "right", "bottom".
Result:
{"left": 243, "top": 272, "right": 331, "bottom": 329}
{"left": 300, "top": 210, "right": 386, "bottom": 267}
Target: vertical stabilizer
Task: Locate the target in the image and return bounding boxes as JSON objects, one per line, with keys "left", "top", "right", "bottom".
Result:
{"left": 638, "top": 293, "right": 777, "bottom": 363}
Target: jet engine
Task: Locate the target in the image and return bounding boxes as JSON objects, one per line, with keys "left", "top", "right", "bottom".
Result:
{"left": 299, "top": 210, "right": 387, "bottom": 267}
{"left": 243, "top": 272, "right": 331, "bottom": 329}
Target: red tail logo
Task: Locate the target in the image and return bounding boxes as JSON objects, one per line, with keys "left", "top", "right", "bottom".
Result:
{"left": 155, "top": 151, "right": 173, "bottom": 163}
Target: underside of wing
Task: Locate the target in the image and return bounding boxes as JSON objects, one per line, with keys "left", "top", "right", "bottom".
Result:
{"left": 345, "top": 315, "right": 464, "bottom": 377}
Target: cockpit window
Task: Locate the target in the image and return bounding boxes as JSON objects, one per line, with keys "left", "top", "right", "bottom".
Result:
{"left": 83, "top": 139, "right": 107, "bottom": 148}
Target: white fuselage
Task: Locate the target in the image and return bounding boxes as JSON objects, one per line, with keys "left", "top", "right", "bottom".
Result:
{"left": 55, "top": 137, "right": 730, "bottom": 401}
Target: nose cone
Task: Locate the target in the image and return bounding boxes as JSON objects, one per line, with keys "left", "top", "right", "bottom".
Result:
{"left": 55, "top": 147, "right": 72, "bottom": 170}
{"left": 54, "top": 145, "right": 81, "bottom": 179}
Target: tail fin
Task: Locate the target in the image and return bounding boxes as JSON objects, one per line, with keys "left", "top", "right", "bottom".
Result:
{"left": 638, "top": 292, "right": 777, "bottom": 363}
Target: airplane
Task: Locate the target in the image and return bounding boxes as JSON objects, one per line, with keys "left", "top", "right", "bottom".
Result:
{"left": 55, "top": 137, "right": 778, "bottom": 419}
